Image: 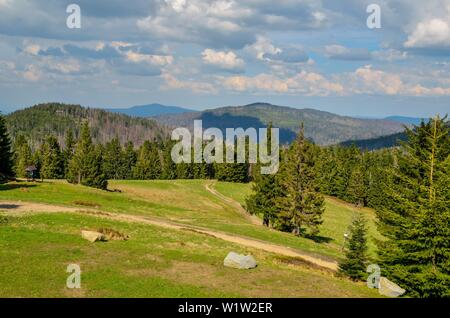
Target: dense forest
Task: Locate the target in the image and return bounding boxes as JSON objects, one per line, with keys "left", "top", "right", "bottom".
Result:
{"left": 0, "top": 111, "right": 449, "bottom": 297}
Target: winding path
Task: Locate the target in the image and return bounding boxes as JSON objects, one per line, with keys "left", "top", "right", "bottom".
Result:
{"left": 0, "top": 199, "right": 339, "bottom": 271}
{"left": 204, "top": 181, "right": 262, "bottom": 226}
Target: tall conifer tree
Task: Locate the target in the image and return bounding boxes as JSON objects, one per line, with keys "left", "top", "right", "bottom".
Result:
{"left": 67, "top": 122, "right": 107, "bottom": 190}
{"left": 377, "top": 117, "right": 450, "bottom": 297}
{"left": 339, "top": 213, "right": 369, "bottom": 280}
{"left": 0, "top": 114, "right": 13, "bottom": 181}
{"left": 276, "top": 125, "right": 325, "bottom": 236}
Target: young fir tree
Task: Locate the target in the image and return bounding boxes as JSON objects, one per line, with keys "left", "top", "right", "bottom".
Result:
{"left": 15, "top": 141, "right": 33, "bottom": 178}
{"left": 215, "top": 141, "right": 249, "bottom": 183}
{"left": 0, "top": 114, "right": 13, "bottom": 181}
{"left": 32, "top": 149, "right": 42, "bottom": 180}
{"left": 133, "top": 141, "right": 161, "bottom": 180}
{"left": 63, "top": 128, "right": 75, "bottom": 178}
{"left": 245, "top": 123, "right": 280, "bottom": 226}
{"left": 67, "top": 122, "right": 108, "bottom": 190}
{"left": 346, "top": 162, "right": 366, "bottom": 207}
{"left": 339, "top": 213, "right": 369, "bottom": 281}
{"left": 275, "top": 125, "right": 325, "bottom": 237}
{"left": 103, "top": 137, "right": 124, "bottom": 180}
{"left": 40, "top": 135, "right": 64, "bottom": 179}
{"left": 160, "top": 140, "right": 177, "bottom": 180}
{"left": 377, "top": 117, "right": 450, "bottom": 298}
{"left": 122, "top": 141, "right": 137, "bottom": 180}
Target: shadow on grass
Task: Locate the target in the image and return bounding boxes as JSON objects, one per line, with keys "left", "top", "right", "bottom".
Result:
{"left": 309, "top": 235, "right": 333, "bottom": 244}
{"left": 0, "top": 183, "right": 37, "bottom": 191}
{"left": 0, "top": 204, "right": 20, "bottom": 209}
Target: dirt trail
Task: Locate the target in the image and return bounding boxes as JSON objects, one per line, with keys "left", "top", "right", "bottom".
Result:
{"left": 204, "top": 181, "right": 262, "bottom": 226}
{"left": 0, "top": 201, "right": 80, "bottom": 215}
{"left": 0, "top": 200, "right": 338, "bottom": 271}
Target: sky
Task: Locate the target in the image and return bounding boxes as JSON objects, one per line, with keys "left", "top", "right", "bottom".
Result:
{"left": 0, "top": 0, "right": 449, "bottom": 117}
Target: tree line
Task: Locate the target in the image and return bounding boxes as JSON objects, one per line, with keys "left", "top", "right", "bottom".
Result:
{"left": 3, "top": 120, "right": 252, "bottom": 189}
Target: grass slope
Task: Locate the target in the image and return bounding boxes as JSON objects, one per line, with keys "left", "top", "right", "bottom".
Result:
{"left": 0, "top": 180, "right": 382, "bottom": 297}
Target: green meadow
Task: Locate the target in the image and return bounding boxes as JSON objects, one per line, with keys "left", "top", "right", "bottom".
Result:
{"left": 0, "top": 180, "right": 381, "bottom": 297}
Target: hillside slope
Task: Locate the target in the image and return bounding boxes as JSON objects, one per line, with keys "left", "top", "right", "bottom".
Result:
{"left": 340, "top": 131, "right": 407, "bottom": 150}
{"left": 154, "top": 103, "right": 405, "bottom": 145}
{"left": 341, "top": 120, "right": 449, "bottom": 150}
{"left": 5, "top": 103, "right": 170, "bottom": 148}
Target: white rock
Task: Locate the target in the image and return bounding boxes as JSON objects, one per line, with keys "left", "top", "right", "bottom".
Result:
{"left": 81, "top": 230, "right": 107, "bottom": 243}
{"left": 224, "top": 252, "right": 257, "bottom": 269}
{"left": 378, "top": 277, "right": 406, "bottom": 297}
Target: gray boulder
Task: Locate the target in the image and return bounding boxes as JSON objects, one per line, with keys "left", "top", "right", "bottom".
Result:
{"left": 378, "top": 277, "right": 406, "bottom": 297}
{"left": 224, "top": 252, "right": 257, "bottom": 269}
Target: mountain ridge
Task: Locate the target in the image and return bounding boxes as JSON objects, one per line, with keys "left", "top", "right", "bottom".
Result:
{"left": 153, "top": 103, "right": 406, "bottom": 145}
{"left": 106, "top": 103, "right": 195, "bottom": 117}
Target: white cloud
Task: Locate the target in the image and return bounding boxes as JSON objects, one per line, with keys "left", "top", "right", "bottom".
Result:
{"left": 125, "top": 51, "right": 173, "bottom": 66}
{"left": 22, "top": 65, "right": 41, "bottom": 81}
{"left": 45, "top": 59, "right": 81, "bottom": 74}
{"left": 244, "top": 36, "right": 281, "bottom": 60}
{"left": 346, "top": 65, "right": 450, "bottom": 96}
{"left": 372, "top": 49, "right": 408, "bottom": 62}
{"left": 0, "top": 0, "right": 11, "bottom": 8}
{"left": 201, "top": 49, "right": 244, "bottom": 71}
{"left": 223, "top": 71, "right": 344, "bottom": 96}
{"left": 405, "top": 18, "right": 450, "bottom": 48}
{"left": 24, "top": 44, "right": 41, "bottom": 56}
{"left": 161, "top": 72, "right": 218, "bottom": 94}
{"left": 325, "top": 45, "right": 371, "bottom": 61}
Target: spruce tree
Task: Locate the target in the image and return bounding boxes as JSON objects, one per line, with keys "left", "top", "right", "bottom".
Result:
{"left": 275, "top": 125, "right": 325, "bottom": 237}
{"left": 103, "top": 137, "right": 124, "bottom": 180}
{"left": 347, "top": 163, "right": 366, "bottom": 207}
{"left": 15, "top": 141, "right": 33, "bottom": 178}
{"left": 67, "top": 122, "right": 108, "bottom": 190}
{"left": 133, "top": 141, "right": 161, "bottom": 179}
{"left": 0, "top": 114, "right": 13, "bottom": 181}
{"left": 41, "top": 135, "right": 64, "bottom": 179}
{"left": 63, "top": 129, "right": 75, "bottom": 178}
{"left": 245, "top": 123, "right": 280, "bottom": 226}
{"left": 377, "top": 117, "right": 450, "bottom": 297}
{"left": 122, "top": 141, "right": 137, "bottom": 180}
{"left": 339, "top": 213, "right": 369, "bottom": 280}
{"left": 161, "top": 140, "right": 177, "bottom": 180}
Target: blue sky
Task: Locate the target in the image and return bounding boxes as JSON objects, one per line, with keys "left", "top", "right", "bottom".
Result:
{"left": 0, "top": 0, "right": 449, "bottom": 117}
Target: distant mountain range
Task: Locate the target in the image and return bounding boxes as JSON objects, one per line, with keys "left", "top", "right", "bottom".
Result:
{"left": 106, "top": 103, "right": 194, "bottom": 117}
{"left": 152, "top": 103, "right": 405, "bottom": 145}
{"left": 5, "top": 102, "right": 420, "bottom": 148}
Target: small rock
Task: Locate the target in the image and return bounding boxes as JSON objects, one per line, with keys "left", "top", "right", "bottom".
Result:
{"left": 224, "top": 252, "right": 257, "bottom": 269}
{"left": 81, "top": 230, "right": 107, "bottom": 243}
{"left": 378, "top": 277, "right": 406, "bottom": 297}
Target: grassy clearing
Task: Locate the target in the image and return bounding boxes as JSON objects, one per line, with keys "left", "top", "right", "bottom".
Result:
{"left": 213, "top": 182, "right": 381, "bottom": 258}
{"left": 0, "top": 179, "right": 381, "bottom": 261}
{"left": 0, "top": 213, "right": 380, "bottom": 297}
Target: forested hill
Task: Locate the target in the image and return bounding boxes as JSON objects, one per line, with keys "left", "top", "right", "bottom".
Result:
{"left": 340, "top": 131, "right": 408, "bottom": 150}
{"left": 153, "top": 103, "right": 405, "bottom": 145}
{"left": 5, "top": 103, "right": 170, "bottom": 148}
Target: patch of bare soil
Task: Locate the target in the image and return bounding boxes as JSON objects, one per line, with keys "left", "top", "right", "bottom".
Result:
{"left": 0, "top": 201, "right": 80, "bottom": 215}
